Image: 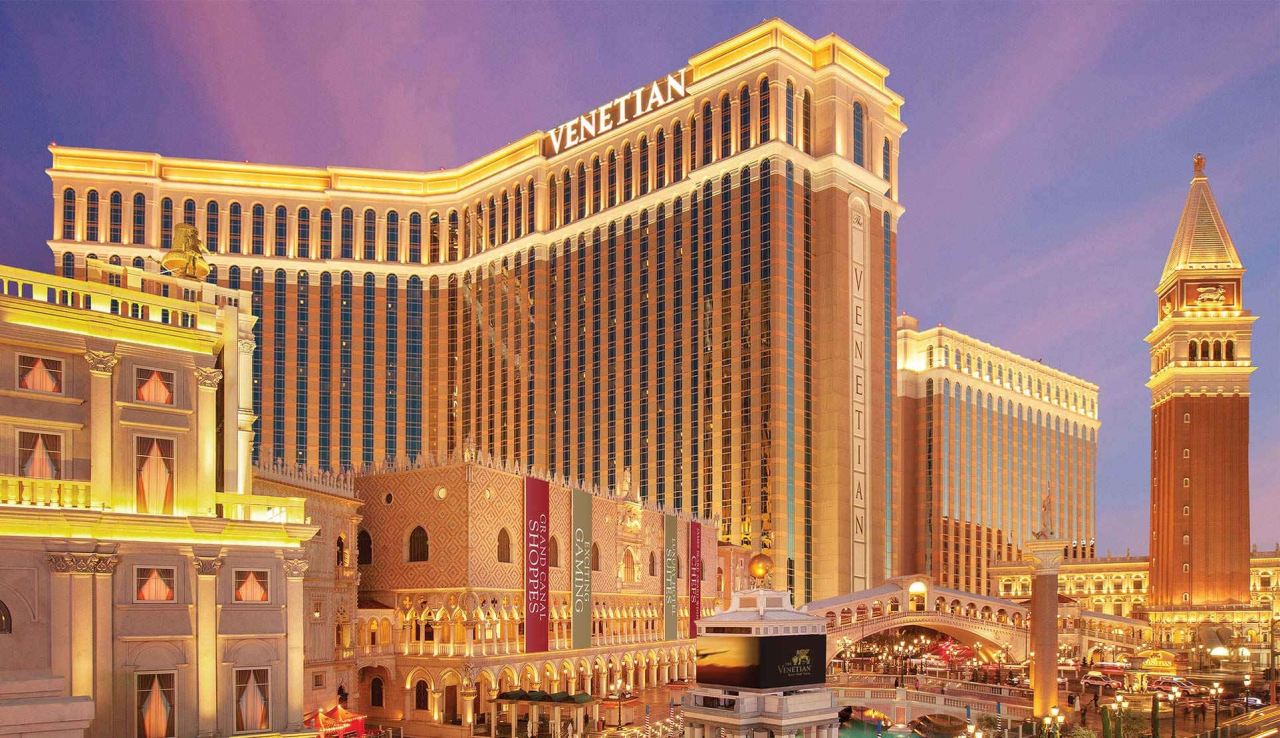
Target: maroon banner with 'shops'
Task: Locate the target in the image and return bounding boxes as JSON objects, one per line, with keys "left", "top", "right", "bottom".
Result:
{"left": 524, "top": 477, "right": 550, "bottom": 652}
{"left": 689, "top": 520, "right": 702, "bottom": 638}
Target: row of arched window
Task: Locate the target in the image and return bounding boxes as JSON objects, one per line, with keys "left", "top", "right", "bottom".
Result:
{"left": 924, "top": 342, "right": 1097, "bottom": 417}
{"left": 1188, "top": 338, "right": 1235, "bottom": 362}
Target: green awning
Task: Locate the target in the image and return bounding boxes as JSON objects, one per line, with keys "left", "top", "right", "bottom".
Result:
{"left": 497, "top": 690, "right": 528, "bottom": 701}
{"left": 526, "top": 690, "right": 551, "bottom": 702}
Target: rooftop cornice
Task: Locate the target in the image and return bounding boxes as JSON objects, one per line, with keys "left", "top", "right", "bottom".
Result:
{"left": 46, "top": 19, "right": 901, "bottom": 197}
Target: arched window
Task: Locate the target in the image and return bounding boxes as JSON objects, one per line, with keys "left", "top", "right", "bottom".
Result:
{"left": 408, "top": 212, "right": 421, "bottom": 263}
{"left": 415, "top": 680, "right": 429, "bottom": 710}
{"left": 340, "top": 208, "right": 354, "bottom": 259}
{"left": 357, "top": 529, "right": 372, "bottom": 565}
{"left": 649, "top": 551, "right": 657, "bottom": 577}
{"left": 758, "top": 77, "right": 771, "bottom": 142}
{"left": 250, "top": 204, "right": 265, "bottom": 255}
{"left": 592, "top": 156, "right": 602, "bottom": 213}
{"left": 182, "top": 198, "right": 196, "bottom": 226}
{"left": 719, "top": 92, "right": 731, "bottom": 159}
{"left": 408, "top": 526, "right": 429, "bottom": 562}
{"left": 274, "top": 205, "right": 287, "bottom": 256}
{"left": 1213, "top": 340, "right": 1222, "bottom": 361}
{"left": 295, "top": 206, "right": 309, "bottom": 258}
{"left": 513, "top": 188, "right": 523, "bottom": 238}
{"left": 656, "top": 129, "right": 667, "bottom": 188}
{"left": 576, "top": 163, "right": 587, "bottom": 220}
{"left": 229, "top": 203, "right": 243, "bottom": 253}
{"left": 132, "top": 193, "right": 146, "bottom": 245}
{"left": 802, "top": 90, "right": 813, "bottom": 154}
{"left": 335, "top": 537, "right": 345, "bottom": 567}
{"left": 320, "top": 208, "right": 333, "bottom": 259}
{"left": 739, "top": 85, "right": 751, "bottom": 151}
{"left": 386, "top": 210, "right": 400, "bottom": 261}
{"left": 883, "top": 137, "right": 892, "bottom": 184}
{"left": 206, "top": 201, "right": 220, "bottom": 253}
{"left": 160, "top": 197, "right": 174, "bottom": 249}
{"left": 0, "top": 600, "right": 8, "bottom": 634}
{"left": 672, "top": 121, "right": 684, "bottom": 181}
{"left": 85, "top": 190, "right": 99, "bottom": 242}
{"left": 427, "top": 213, "right": 440, "bottom": 263}
{"left": 591, "top": 543, "right": 600, "bottom": 571}
{"left": 109, "top": 191, "right": 123, "bottom": 242}
{"left": 852, "top": 102, "right": 866, "bottom": 166}
{"left": 548, "top": 536, "right": 560, "bottom": 568}
{"left": 486, "top": 197, "right": 496, "bottom": 247}
{"left": 701, "top": 101, "right": 713, "bottom": 165}
{"left": 363, "top": 208, "right": 377, "bottom": 260}
{"left": 1188, "top": 342, "right": 1198, "bottom": 361}
{"left": 497, "top": 528, "right": 512, "bottom": 563}
{"left": 638, "top": 137, "right": 649, "bottom": 196}
{"left": 525, "top": 177, "right": 535, "bottom": 234}
{"left": 61, "top": 252, "right": 75, "bottom": 278}
{"left": 61, "top": 188, "right": 76, "bottom": 240}
{"left": 1226, "top": 340, "right": 1234, "bottom": 361}
{"left": 622, "top": 143, "right": 633, "bottom": 201}
{"left": 370, "top": 677, "right": 384, "bottom": 707}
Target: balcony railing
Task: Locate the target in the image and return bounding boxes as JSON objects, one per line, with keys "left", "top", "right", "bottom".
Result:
{"left": 0, "top": 475, "right": 95, "bottom": 510}
{"left": 216, "top": 492, "right": 308, "bottom": 525}
{"left": 0, "top": 262, "right": 238, "bottom": 336}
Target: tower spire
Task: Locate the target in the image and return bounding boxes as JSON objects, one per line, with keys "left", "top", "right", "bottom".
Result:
{"left": 1159, "top": 152, "right": 1242, "bottom": 287}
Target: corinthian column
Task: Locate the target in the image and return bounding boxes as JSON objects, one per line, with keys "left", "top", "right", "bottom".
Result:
{"left": 283, "top": 558, "right": 309, "bottom": 728}
{"left": 194, "top": 367, "right": 223, "bottom": 515}
{"left": 193, "top": 555, "right": 222, "bottom": 737}
{"left": 83, "top": 351, "right": 118, "bottom": 509}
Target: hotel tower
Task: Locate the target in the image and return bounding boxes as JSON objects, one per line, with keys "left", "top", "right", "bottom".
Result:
{"left": 1146, "top": 154, "right": 1255, "bottom": 610}
{"left": 897, "top": 315, "right": 1100, "bottom": 596}
{"left": 44, "top": 19, "right": 904, "bottom": 602}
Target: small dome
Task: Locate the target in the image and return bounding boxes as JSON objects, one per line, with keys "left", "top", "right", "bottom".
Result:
{"left": 748, "top": 553, "right": 774, "bottom": 580}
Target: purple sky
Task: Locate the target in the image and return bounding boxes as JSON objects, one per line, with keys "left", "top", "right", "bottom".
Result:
{"left": 1, "top": 1, "right": 1276, "bottom": 554}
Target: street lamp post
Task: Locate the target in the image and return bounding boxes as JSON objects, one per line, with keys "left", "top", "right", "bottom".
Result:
{"left": 1243, "top": 676, "right": 1252, "bottom": 713}
{"left": 1170, "top": 687, "right": 1180, "bottom": 738}
{"left": 1111, "top": 693, "right": 1128, "bottom": 738}
{"left": 613, "top": 679, "right": 624, "bottom": 728}
{"left": 1210, "top": 682, "right": 1223, "bottom": 736}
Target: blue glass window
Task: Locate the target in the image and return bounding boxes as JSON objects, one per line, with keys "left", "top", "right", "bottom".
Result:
{"left": 160, "top": 198, "right": 173, "bottom": 249}
{"left": 132, "top": 193, "right": 146, "bottom": 244}
{"left": 408, "top": 212, "right": 421, "bottom": 263}
{"left": 251, "top": 204, "right": 264, "bottom": 255}
{"left": 386, "top": 211, "right": 399, "bottom": 262}
{"left": 296, "top": 271, "right": 309, "bottom": 466}
{"left": 272, "top": 269, "right": 287, "bottom": 460}
{"left": 320, "top": 209, "right": 333, "bottom": 259}
{"left": 85, "top": 190, "right": 99, "bottom": 242}
{"left": 362, "top": 209, "right": 376, "bottom": 260}
{"left": 108, "top": 192, "right": 122, "bottom": 243}
{"left": 229, "top": 203, "right": 242, "bottom": 253}
{"left": 318, "top": 272, "right": 332, "bottom": 468}
{"left": 61, "top": 189, "right": 76, "bottom": 240}
{"left": 296, "top": 207, "right": 310, "bottom": 258}
{"left": 385, "top": 275, "right": 399, "bottom": 462}
{"left": 362, "top": 273, "right": 376, "bottom": 466}
{"left": 852, "top": 103, "right": 865, "bottom": 166}
{"left": 274, "top": 206, "right": 287, "bottom": 256}
{"left": 206, "top": 202, "right": 220, "bottom": 252}
{"left": 340, "top": 208, "right": 354, "bottom": 259}
{"left": 340, "top": 272, "right": 353, "bottom": 468}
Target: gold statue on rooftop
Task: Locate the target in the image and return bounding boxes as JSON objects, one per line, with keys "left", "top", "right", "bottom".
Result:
{"left": 160, "top": 222, "right": 211, "bottom": 281}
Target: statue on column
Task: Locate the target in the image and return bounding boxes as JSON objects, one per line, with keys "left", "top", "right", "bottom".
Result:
{"left": 160, "top": 222, "right": 212, "bottom": 281}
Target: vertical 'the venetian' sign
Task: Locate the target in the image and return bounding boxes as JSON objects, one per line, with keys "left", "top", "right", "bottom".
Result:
{"left": 663, "top": 514, "right": 678, "bottom": 640}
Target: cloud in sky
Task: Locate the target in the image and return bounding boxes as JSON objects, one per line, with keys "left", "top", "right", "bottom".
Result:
{"left": 0, "top": 1, "right": 1276, "bottom": 553}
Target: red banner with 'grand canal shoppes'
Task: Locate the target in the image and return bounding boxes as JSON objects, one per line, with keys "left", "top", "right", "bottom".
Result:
{"left": 689, "top": 521, "right": 702, "bottom": 638}
{"left": 524, "top": 477, "right": 550, "bottom": 653}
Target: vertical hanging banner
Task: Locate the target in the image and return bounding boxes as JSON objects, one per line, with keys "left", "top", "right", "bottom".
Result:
{"left": 688, "top": 521, "right": 702, "bottom": 638}
{"left": 663, "top": 514, "right": 678, "bottom": 640}
{"left": 524, "top": 477, "right": 550, "bottom": 653}
{"left": 571, "top": 488, "right": 593, "bottom": 649}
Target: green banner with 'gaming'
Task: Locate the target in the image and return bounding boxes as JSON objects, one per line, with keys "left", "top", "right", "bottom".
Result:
{"left": 663, "top": 513, "right": 677, "bottom": 640}
{"left": 571, "top": 488, "right": 593, "bottom": 649}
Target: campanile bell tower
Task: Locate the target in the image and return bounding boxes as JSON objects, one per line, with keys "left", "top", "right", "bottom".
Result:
{"left": 1146, "top": 154, "right": 1256, "bottom": 608}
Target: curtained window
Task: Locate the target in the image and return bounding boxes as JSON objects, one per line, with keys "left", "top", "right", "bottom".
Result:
{"left": 234, "top": 668, "right": 270, "bottom": 732}
{"left": 136, "top": 672, "right": 175, "bottom": 738}
{"left": 135, "top": 567, "right": 176, "bottom": 602}
{"left": 135, "top": 437, "right": 174, "bottom": 515}
{"left": 18, "top": 355, "right": 62, "bottom": 393}
{"left": 18, "top": 431, "right": 61, "bottom": 479}
{"left": 136, "top": 369, "right": 175, "bottom": 405}
{"left": 234, "top": 570, "right": 269, "bottom": 603}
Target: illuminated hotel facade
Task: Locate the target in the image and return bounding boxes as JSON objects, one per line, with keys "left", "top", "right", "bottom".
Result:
{"left": 45, "top": 19, "right": 906, "bottom": 603}
{"left": 896, "top": 315, "right": 1099, "bottom": 596}
{"left": 0, "top": 261, "right": 323, "bottom": 736}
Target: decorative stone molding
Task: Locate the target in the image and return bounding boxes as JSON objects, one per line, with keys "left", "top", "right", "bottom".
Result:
{"left": 238, "top": 338, "right": 256, "bottom": 354}
{"left": 83, "top": 350, "right": 120, "bottom": 375}
{"left": 194, "top": 367, "right": 224, "bottom": 389}
{"left": 283, "top": 558, "right": 310, "bottom": 579}
{"left": 192, "top": 556, "right": 224, "bottom": 577}
{"left": 48, "top": 552, "right": 119, "bottom": 574}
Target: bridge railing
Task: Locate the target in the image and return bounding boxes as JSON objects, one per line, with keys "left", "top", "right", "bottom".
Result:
{"left": 833, "top": 685, "right": 1035, "bottom": 722}
{"left": 826, "top": 609, "right": 1024, "bottom": 635}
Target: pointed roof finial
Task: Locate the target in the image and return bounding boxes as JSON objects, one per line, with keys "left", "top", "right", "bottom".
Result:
{"left": 1193, "top": 152, "right": 1206, "bottom": 178}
